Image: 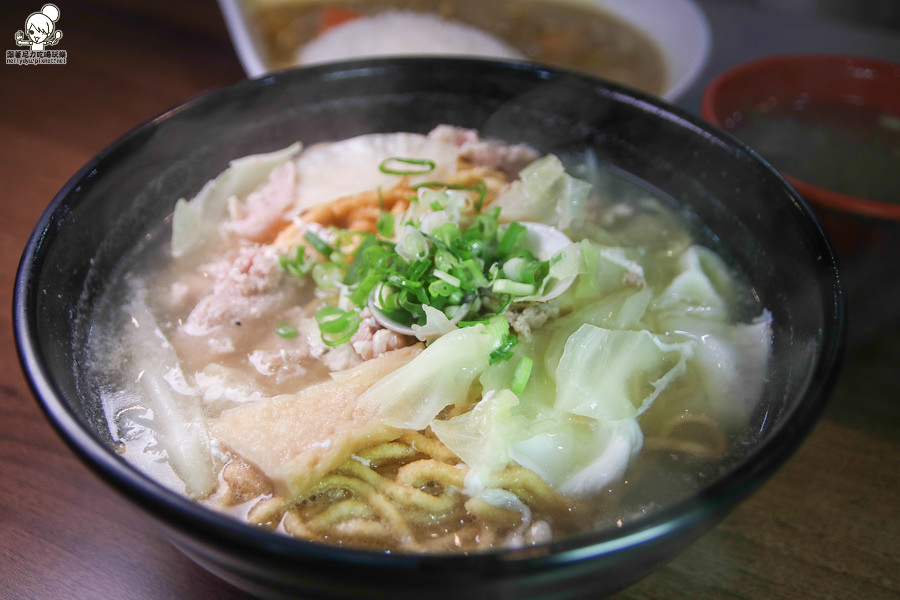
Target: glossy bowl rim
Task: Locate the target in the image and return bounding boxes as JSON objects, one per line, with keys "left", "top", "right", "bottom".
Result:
{"left": 701, "top": 52, "right": 900, "bottom": 222}
{"left": 15, "top": 57, "right": 845, "bottom": 575}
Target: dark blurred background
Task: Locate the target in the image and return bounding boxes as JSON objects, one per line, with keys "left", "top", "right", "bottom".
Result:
{"left": 735, "top": 0, "right": 900, "bottom": 32}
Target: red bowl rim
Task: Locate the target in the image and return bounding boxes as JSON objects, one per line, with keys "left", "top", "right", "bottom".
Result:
{"left": 701, "top": 53, "right": 900, "bottom": 222}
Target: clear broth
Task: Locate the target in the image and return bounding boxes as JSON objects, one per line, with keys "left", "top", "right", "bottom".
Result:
{"left": 83, "top": 145, "right": 767, "bottom": 552}
{"left": 731, "top": 99, "right": 900, "bottom": 204}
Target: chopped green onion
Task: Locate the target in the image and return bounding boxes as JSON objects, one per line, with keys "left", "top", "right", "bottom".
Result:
{"left": 344, "top": 234, "right": 380, "bottom": 284}
{"left": 492, "top": 279, "right": 536, "bottom": 296}
{"left": 432, "top": 269, "right": 461, "bottom": 288}
{"left": 510, "top": 356, "right": 533, "bottom": 394}
{"left": 407, "top": 258, "right": 430, "bottom": 282}
{"left": 396, "top": 225, "right": 429, "bottom": 262}
{"left": 386, "top": 273, "right": 424, "bottom": 289}
{"left": 279, "top": 246, "right": 314, "bottom": 278}
{"left": 275, "top": 321, "right": 298, "bottom": 339}
{"left": 304, "top": 230, "right": 333, "bottom": 258}
{"left": 315, "top": 306, "right": 361, "bottom": 347}
{"left": 376, "top": 210, "right": 395, "bottom": 237}
{"left": 502, "top": 257, "right": 549, "bottom": 285}
{"left": 433, "top": 247, "right": 459, "bottom": 271}
{"left": 523, "top": 260, "right": 549, "bottom": 285}
{"left": 489, "top": 332, "right": 519, "bottom": 364}
{"left": 373, "top": 283, "right": 402, "bottom": 314}
{"left": 312, "top": 262, "right": 344, "bottom": 290}
{"left": 502, "top": 257, "right": 527, "bottom": 280}
{"left": 398, "top": 287, "right": 426, "bottom": 315}
{"left": 428, "top": 279, "right": 457, "bottom": 298}
{"left": 379, "top": 157, "right": 436, "bottom": 176}
{"left": 493, "top": 294, "right": 513, "bottom": 315}
{"left": 498, "top": 222, "right": 527, "bottom": 258}
{"left": 473, "top": 180, "right": 487, "bottom": 212}
{"left": 431, "top": 222, "right": 461, "bottom": 247}
{"left": 349, "top": 270, "right": 383, "bottom": 306}
{"left": 457, "top": 258, "right": 490, "bottom": 290}
{"left": 277, "top": 157, "right": 560, "bottom": 350}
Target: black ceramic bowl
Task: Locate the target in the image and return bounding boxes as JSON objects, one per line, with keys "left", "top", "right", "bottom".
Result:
{"left": 14, "top": 58, "right": 844, "bottom": 599}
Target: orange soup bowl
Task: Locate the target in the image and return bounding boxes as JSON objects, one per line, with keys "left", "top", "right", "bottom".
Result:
{"left": 702, "top": 54, "right": 900, "bottom": 343}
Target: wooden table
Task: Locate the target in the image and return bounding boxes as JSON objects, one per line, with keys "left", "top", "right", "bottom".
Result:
{"left": 1, "top": 2, "right": 897, "bottom": 598}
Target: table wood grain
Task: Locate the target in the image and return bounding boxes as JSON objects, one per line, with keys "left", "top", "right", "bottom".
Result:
{"left": 1, "top": 2, "right": 897, "bottom": 599}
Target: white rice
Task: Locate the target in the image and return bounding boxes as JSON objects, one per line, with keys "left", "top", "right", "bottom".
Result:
{"left": 298, "top": 10, "right": 525, "bottom": 65}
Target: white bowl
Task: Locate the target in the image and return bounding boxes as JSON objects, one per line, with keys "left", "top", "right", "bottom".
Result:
{"left": 217, "top": 0, "right": 710, "bottom": 102}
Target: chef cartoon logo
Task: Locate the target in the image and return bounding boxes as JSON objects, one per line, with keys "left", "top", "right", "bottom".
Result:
{"left": 7, "top": 3, "right": 66, "bottom": 65}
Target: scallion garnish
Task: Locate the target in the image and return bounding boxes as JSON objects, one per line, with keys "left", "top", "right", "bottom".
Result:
{"left": 304, "top": 230, "right": 334, "bottom": 258}
{"left": 492, "top": 279, "right": 536, "bottom": 297}
{"left": 315, "top": 306, "right": 361, "bottom": 347}
{"left": 279, "top": 246, "right": 314, "bottom": 278}
{"left": 376, "top": 210, "right": 394, "bottom": 237}
{"left": 312, "top": 262, "right": 343, "bottom": 290}
{"left": 275, "top": 321, "right": 298, "bottom": 339}
{"left": 285, "top": 158, "right": 559, "bottom": 349}
{"left": 379, "top": 157, "right": 436, "bottom": 176}
{"left": 498, "top": 221, "right": 527, "bottom": 257}
{"left": 510, "top": 356, "right": 533, "bottom": 393}
{"left": 489, "top": 332, "right": 519, "bottom": 364}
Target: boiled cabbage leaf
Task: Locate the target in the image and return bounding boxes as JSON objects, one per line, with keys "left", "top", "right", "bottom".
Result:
{"left": 171, "top": 142, "right": 301, "bottom": 258}
{"left": 430, "top": 389, "right": 521, "bottom": 481}
{"left": 573, "top": 241, "right": 646, "bottom": 300}
{"left": 410, "top": 304, "right": 458, "bottom": 343}
{"left": 538, "top": 287, "right": 653, "bottom": 378}
{"left": 430, "top": 321, "right": 692, "bottom": 498}
{"left": 493, "top": 154, "right": 591, "bottom": 230}
{"left": 553, "top": 324, "right": 693, "bottom": 421}
{"left": 652, "top": 245, "right": 733, "bottom": 320}
{"left": 355, "top": 324, "right": 499, "bottom": 429}
{"left": 125, "top": 292, "right": 216, "bottom": 498}
{"left": 509, "top": 417, "right": 643, "bottom": 496}
{"left": 658, "top": 310, "right": 772, "bottom": 430}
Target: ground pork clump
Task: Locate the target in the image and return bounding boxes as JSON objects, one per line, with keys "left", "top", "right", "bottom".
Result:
{"left": 507, "top": 302, "right": 562, "bottom": 341}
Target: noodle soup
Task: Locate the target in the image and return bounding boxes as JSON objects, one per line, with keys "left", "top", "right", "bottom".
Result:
{"left": 247, "top": 0, "right": 669, "bottom": 97}
{"left": 87, "top": 126, "right": 771, "bottom": 552}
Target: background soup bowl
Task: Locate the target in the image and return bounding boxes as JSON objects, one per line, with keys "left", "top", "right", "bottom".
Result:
{"left": 702, "top": 54, "right": 900, "bottom": 344}
{"left": 218, "top": 0, "right": 710, "bottom": 102}
{"left": 15, "top": 58, "right": 844, "bottom": 599}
